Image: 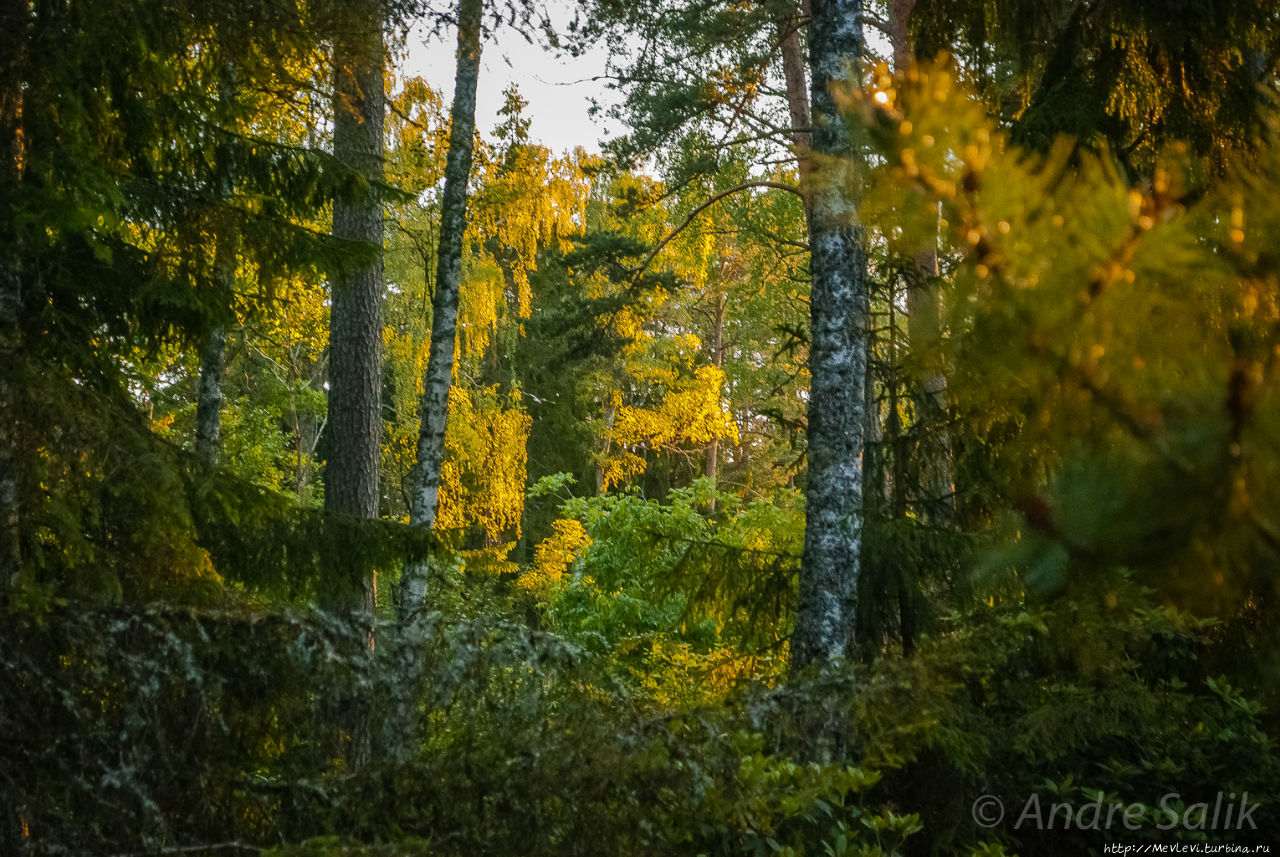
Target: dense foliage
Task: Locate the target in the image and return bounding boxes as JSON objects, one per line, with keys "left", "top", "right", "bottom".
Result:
{"left": 2, "top": 1, "right": 1279, "bottom": 855}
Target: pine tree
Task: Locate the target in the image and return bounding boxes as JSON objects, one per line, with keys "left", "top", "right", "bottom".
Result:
{"left": 326, "top": 1, "right": 387, "bottom": 618}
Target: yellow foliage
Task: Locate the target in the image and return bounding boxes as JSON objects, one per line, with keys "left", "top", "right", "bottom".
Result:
{"left": 459, "top": 146, "right": 596, "bottom": 357}
{"left": 520, "top": 518, "right": 592, "bottom": 593}
{"left": 602, "top": 364, "right": 739, "bottom": 490}
{"left": 638, "top": 640, "right": 782, "bottom": 708}
{"left": 436, "top": 386, "right": 532, "bottom": 546}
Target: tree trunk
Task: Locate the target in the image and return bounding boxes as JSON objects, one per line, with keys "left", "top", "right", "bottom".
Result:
{"left": 886, "top": 290, "right": 918, "bottom": 655}
{"left": 326, "top": 5, "right": 386, "bottom": 620}
{"left": 905, "top": 239, "right": 953, "bottom": 522}
{"left": 293, "top": 350, "right": 327, "bottom": 504}
{"left": 326, "top": 7, "right": 385, "bottom": 774}
{"left": 0, "top": 0, "right": 26, "bottom": 585}
{"left": 195, "top": 326, "right": 226, "bottom": 468}
{"left": 791, "top": 0, "right": 869, "bottom": 672}
{"left": 399, "top": 0, "right": 484, "bottom": 625}
{"left": 195, "top": 67, "right": 239, "bottom": 471}
{"left": 777, "top": 2, "right": 813, "bottom": 216}
{"left": 890, "top": 0, "right": 953, "bottom": 525}
{"left": 705, "top": 291, "right": 725, "bottom": 512}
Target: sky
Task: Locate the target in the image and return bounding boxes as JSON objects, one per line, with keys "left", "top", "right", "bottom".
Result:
{"left": 403, "top": 15, "right": 622, "bottom": 156}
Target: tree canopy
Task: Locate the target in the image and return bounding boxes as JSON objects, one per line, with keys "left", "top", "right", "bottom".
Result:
{"left": 3, "top": 1, "right": 1280, "bottom": 855}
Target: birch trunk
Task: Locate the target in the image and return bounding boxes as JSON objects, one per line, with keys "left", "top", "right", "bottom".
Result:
{"left": 326, "top": 4, "right": 386, "bottom": 620}
{"left": 399, "top": 0, "right": 484, "bottom": 625}
{"left": 791, "top": 0, "right": 869, "bottom": 671}
{"left": 195, "top": 326, "right": 226, "bottom": 468}
{"left": 293, "top": 352, "right": 327, "bottom": 504}
{"left": 195, "top": 68, "right": 237, "bottom": 471}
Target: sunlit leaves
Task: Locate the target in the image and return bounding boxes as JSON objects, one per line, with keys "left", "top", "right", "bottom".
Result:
{"left": 860, "top": 63, "right": 1280, "bottom": 612}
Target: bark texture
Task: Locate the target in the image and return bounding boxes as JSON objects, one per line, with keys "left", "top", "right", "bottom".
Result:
{"left": 326, "top": 11, "right": 385, "bottom": 775}
{"left": 791, "top": 0, "right": 869, "bottom": 672}
{"left": 399, "top": 0, "right": 484, "bottom": 624}
{"left": 777, "top": 3, "right": 813, "bottom": 214}
{"left": 325, "top": 5, "right": 385, "bottom": 651}
{"left": 326, "top": 5, "right": 386, "bottom": 600}
{"left": 195, "top": 326, "right": 227, "bottom": 468}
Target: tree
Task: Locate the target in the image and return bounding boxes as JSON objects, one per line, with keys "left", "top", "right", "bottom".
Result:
{"left": 400, "top": 0, "right": 485, "bottom": 623}
{"left": 326, "top": 1, "right": 387, "bottom": 617}
{"left": 912, "top": 0, "right": 1279, "bottom": 176}
{"left": 789, "top": 0, "right": 870, "bottom": 672}
{"left": 194, "top": 66, "right": 239, "bottom": 470}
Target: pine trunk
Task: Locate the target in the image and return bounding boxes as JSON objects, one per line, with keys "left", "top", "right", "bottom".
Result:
{"left": 791, "top": 0, "right": 869, "bottom": 672}
{"left": 777, "top": 3, "right": 813, "bottom": 215}
{"left": 326, "top": 5, "right": 386, "bottom": 620}
{"left": 400, "top": 0, "right": 484, "bottom": 624}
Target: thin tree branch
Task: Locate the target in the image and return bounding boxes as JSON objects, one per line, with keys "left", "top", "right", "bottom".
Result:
{"left": 631, "top": 181, "right": 804, "bottom": 286}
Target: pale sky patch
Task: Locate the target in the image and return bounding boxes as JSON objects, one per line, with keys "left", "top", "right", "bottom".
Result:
{"left": 403, "top": 10, "right": 622, "bottom": 156}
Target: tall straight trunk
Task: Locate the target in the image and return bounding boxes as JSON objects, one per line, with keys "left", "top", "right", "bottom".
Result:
{"left": 0, "top": 0, "right": 26, "bottom": 584}
{"left": 886, "top": 289, "right": 917, "bottom": 655}
{"left": 195, "top": 326, "right": 226, "bottom": 468}
{"left": 399, "top": 0, "right": 484, "bottom": 625}
{"left": 905, "top": 237, "right": 952, "bottom": 521}
{"left": 293, "top": 351, "right": 327, "bottom": 504}
{"left": 195, "top": 66, "right": 237, "bottom": 470}
{"left": 705, "top": 291, "right": 726, "bottom": 512}
{"left": 791, "top": 0, "right": 869, "bottom": 672}
{"left": 777, "top": 1, "right": 813, "bottom": 215}
{"left": 890, "top": 0, "right": 953, "bottom": 524}
{"left": 326, "top": 5, "right": 386, "bottom": 618}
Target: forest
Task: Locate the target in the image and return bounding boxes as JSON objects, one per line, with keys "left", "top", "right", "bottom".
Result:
{"left": 2, "top": 0, "right": 1280, "bottom": 854}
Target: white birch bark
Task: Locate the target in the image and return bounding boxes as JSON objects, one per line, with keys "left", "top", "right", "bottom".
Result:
{"left": 195, "top": 326, "right": 226, "bottom": 468}
{"left": 791, "top": 0, "right": 869, "bottom": 671}
{"left": 195, "top": 67, "right": 237, "bottom": 471}
{"left": 399, "top": 0, "right": 484, "bottom": 625}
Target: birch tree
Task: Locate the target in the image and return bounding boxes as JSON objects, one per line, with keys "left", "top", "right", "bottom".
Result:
{"left": 194, "top": 67, "right": 239, "bottom": 470}
{"left": 400, "top": 0, "right": 485, "bottom": 623}
{"left": 790, "top": 0, "right": 869, "bottom": 671}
